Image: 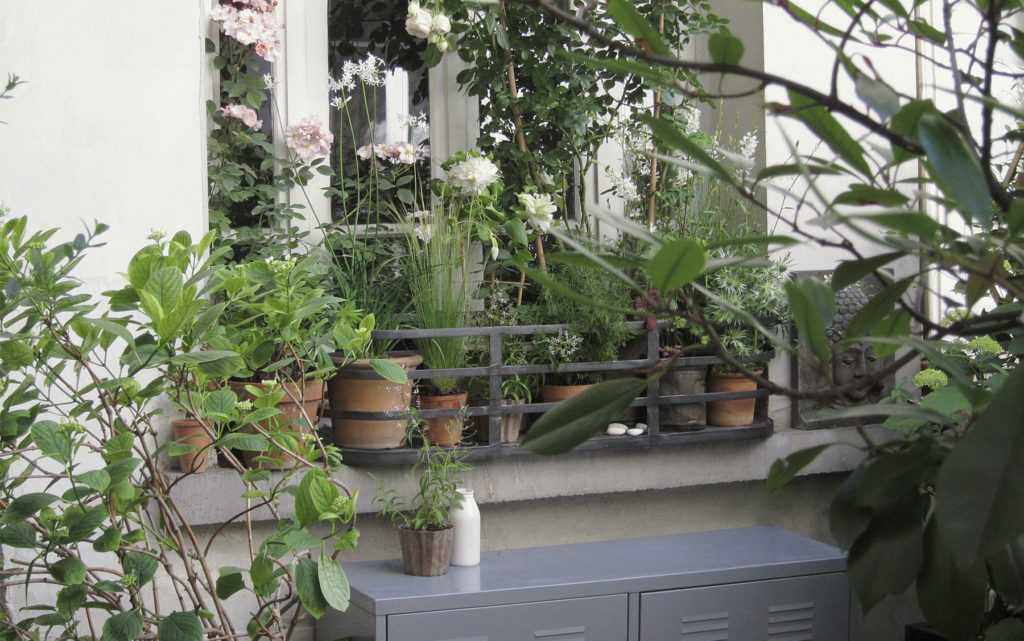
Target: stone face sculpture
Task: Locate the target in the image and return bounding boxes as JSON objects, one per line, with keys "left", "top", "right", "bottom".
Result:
{"left": 826, "top": 284, "right": 885, "bottom": 407}
{"left": 792, "top": 272, "right": 894, "bottom": 429}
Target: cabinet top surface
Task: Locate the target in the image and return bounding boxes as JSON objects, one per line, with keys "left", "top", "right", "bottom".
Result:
{"left": 340, "top": 527, "right": 845, "bottom": 615}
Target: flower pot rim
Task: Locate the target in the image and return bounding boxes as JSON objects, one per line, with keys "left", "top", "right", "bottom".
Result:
{"left": 333, "top": 351, "right": 423, "bottom": 369}
{"left": 399, "top": 524, "right": 454, "bottom": 533}
{"left": 171, "top": 418, "right": 205, "bottom": 428}
{"left": 711, "top": 369, "right": 765, "bottom": 379}
{"left": 420, "top": 391, "right": 468, "bottom": 402}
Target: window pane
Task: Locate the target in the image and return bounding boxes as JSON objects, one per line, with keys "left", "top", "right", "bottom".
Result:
{"left": 328, "top": 0, "right": 431, "bottom": 224}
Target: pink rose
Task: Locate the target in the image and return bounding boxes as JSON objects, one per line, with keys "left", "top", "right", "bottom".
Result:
{"left": 220, "top": 104, "right": 262, "bottom": 130}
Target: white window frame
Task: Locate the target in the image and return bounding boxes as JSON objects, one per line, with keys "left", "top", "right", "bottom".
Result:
{"left": 273, "top": 0, "right": 479, "bottom": 237}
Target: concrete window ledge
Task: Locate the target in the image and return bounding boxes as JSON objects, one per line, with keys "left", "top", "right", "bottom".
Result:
{"left": 168, "top": 426, "right": 885, "bottom": 527}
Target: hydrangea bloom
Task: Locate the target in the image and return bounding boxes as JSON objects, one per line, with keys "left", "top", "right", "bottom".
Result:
{"left": 356, "top": 142, "right": 424, "bottom": 165}
{"left": 518, "top": 193, "right": 557, "bottom": 231}
{"left": 286, "top": 117, "right": 334, "bottom": 162}
{"left": 220, "top": 104, "right": 262, "bottom": 130}
{"left": 448, "top": 156, "right": 500, "bottom": 195}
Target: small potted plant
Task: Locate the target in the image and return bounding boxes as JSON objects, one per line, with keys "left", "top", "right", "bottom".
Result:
{"left": 703, "top": 259, "right": 790, "bottom": 426}
{"left": 213, "top": 256, "right": 365, "bottom": 467}
{"left": 405, "top": 200, "right": 475, "bottom": 446}
{"left": 499, "top": 375, "right": 533, "bottom": 443}
{"left": 376, "top": 439, "right": 471, "bottom": 576}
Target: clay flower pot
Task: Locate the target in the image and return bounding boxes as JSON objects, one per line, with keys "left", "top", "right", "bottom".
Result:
{"left": 662, "top": 367, "right": 708, "bottom": 429}
{"left": 231, "top": 379, "right": 324, "bottom": 469}
{"left": 171, "top": 419, "right": 213, "bottom": 474}
{"left": 329, "top": 353, "right": 422, "bottom": 450}
{"left": 707, "top": 370, "right": 761, "bottom": 427}
{"left": 399, "top": 526, "right": 454, "bottom": 576}
{"left": 420, "top": 391, "right": 468, "bottom": 447}
{"left": 541, "top": 384, "right": 593, "bottom": 403}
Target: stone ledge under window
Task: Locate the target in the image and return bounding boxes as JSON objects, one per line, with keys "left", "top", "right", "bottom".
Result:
{"left": 168, "top": 425, "right": 885, "bottom": 527}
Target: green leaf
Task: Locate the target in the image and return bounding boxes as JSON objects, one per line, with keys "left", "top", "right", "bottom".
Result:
{"left": 64, "top": 505, "right": 108, "bottom": 541}
{"left": 708, "top": 31, "right": 744, "bottom": 65}
{"left": 845, "top": 276, "right": 913, "bottom": 339}
{"left": 75, "top": 469, "right": 111, "bottom": 493}
{"left": 86, "top": 318, "right": 135, "bottom": 347}
{"left": 50, "top": 557, "right": 87, "bottom": 585}
{"left": 786, "top": 280, "right": 834, "bottom": 364}
{"left": 369, "top": 358, "right": 408, "bottom": 384}
{"left": 102, "top": 610, "right": 144, "bottom": 641}
{"left": 909, "top": 19, "right": 945, "bottom": 44}
{"left": 122, "top": 550, "right": 159, "bottom": 587}
{"left": 2, "top": 492, "right": 59, "bottom": 523}
{"left": 295, "top": 470, "right": 328, "bottom": 527}
{"left": 31, "top": 421, "right": 71, "bottom": 464}
{"left": 171, "top": 350, "right": 244, "bottom": 379}
{"left": 787, "top": 90, "right": 872, "bottom": 176}
{"left": 504, "top": 219, "right": 528, "bottom": 247}
{"left": 648, "top": 239, "right": 705, "bottom": 294}
{"left": 890, "top": 99, "right": 933, "bottom": 163}
{"left": 295, "top": 558, "right": 328, "bottom": 620}
{"left": 917, "top": 520, "right": 987, "bottom": 641}
{"left": 0, "top": 522, "right": 36, "bottom": 548}
{"left": 317, "top": 554, "right": 350, "bottom": 612}
{"left": 607, "top": 0, "right": 670, "bottom": 55}
{"left": 934, "top": 367, "right": 1024, "bottom": 565}
{"left": 157, "top": 612, "right": 203, "bottom": 641}
{"left": 848, "top": 497, "right": 927, "bottom": 612}
{"left": 93, "top": 527, "right": 122, "bottom": 553}
{"left": 767, "top": 445, "right": 831, "bottom": 491}
{"left": 641, "top": 115, "right": 736, "bottom": 185}
{"left": 215, "top": 568, "right": 245, "bottom": 600}
{"left": 218, "top": 432, "right": 269, "bottom": 452}
{"left": 251, "top": 555, "right": 278, "bottom": 598}
{"left": 203, "top": 388, "right": 237, "bottom": 420}
{"left": 831, "top": 252, "right": 903, "bottom": 291}
{"left": 833, "top": 185, "right": 908, "bottom": 207}
{"left": 918, "top": 113, "right": 993, "bottom": 228}
{"left": 522, "top": 378, "right": 647, "bottom": 455}
{"left": 830, "top": 470, "right": 872, "bottom": 550}
{"left": 56, "top": 584, "right": 87, "bottom": 619}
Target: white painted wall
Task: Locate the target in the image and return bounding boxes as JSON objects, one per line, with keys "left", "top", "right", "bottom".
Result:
{"left": 0, "top": 1, "right": 209, "bottom": 292}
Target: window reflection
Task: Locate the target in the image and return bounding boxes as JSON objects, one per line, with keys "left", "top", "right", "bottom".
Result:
{"left": 328, "top": 0, "right": 431, "bottom": 224}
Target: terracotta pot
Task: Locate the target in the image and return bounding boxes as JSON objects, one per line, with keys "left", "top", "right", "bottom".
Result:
{"left": 172, "top": 419, "right": 213, "bottom": 474}
{"left": 231, "top": 379, "right": 324, "bottom": 469}
{"left": 662, "top": 367, "right": 708, "bottom": 429}
{"left": 707, "top": 370, "right": 760, "bottom": 427}
{"left": 329, "top": 353, "right": 422, "bottom": 450}
{"left": 420, "top": 392, "right": 468, "bottom": 446}
{"left": 399, "top": 526, "right": 454, "bottom": 576}
{"left": 541, "top": 384, "right": 594, "bottom": 403}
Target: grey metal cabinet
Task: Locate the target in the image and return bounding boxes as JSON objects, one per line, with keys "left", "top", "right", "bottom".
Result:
{"left": 640, "top": 573, "right": 849, "bottom": 641}
{"left": 389, "top": 595, "right": 628, "bottom": 641}
{"left": 315, "top": 527, "right": 849, "bottom": 641}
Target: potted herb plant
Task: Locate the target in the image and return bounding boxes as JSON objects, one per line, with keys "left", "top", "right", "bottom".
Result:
{"left": 530, "top": 262, "right": 634, "bottom": 403}
{"left": 500, "top": 375, "right": 532, "bottom": 443}
{"left": 212, "top": 256, "right": 364, "bottom": 467}
{"left": 376, "top": 440, "right": 471, "bottom": 576}
{"left": 702, "top": 258, "right": 790, "bottom": 426}
{"left": 405, "top": 201, "right": 476, "bottom": 446}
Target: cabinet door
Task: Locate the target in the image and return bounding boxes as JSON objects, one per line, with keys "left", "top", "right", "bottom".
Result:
{"left": 387, "top": 594, "right": 628, "bottom": 641}
{"left": 640, "top": 573, "right": 849, "bottom": 641}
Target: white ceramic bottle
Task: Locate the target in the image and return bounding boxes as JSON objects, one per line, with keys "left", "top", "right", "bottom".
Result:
{"left": 451, "top": 487, "right": 480, "bottom": 567}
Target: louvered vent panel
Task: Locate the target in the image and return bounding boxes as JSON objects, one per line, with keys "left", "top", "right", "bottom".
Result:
{"left": 767, "top": 601, "right": 815, "bottom": 641}
{"left": 678, "top": 611, "right": 729, "bottom": 641}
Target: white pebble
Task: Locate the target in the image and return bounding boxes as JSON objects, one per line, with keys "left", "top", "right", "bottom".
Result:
{"left": 627, "top": 428, "right": 645, "bottom": 436}
{"left": 635, "top": 423, "right": 648, "bottom": 431}
{"left": 606, "top": 423, "right": 628, "bottom": 436}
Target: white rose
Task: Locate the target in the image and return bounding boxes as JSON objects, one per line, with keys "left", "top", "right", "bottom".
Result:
{"left": 518, "top": 193, "right": 557, "bottom": 232}
{"left": 448, "top": 156, "right": 500, "bottom": 195}
{"left": 405, "top": 4, "right": 433, "bottom": 39}
{"left": 431, "top": 13, "right": 451, "bottom": 36}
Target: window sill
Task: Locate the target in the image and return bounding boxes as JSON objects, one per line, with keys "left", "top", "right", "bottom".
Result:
{"left": 168, "top": 424, "right": 885, "bottom": 527}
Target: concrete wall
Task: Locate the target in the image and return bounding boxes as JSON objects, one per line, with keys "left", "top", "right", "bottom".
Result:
{"left": 0, "top": 2, "right": 925, "bottom": 640}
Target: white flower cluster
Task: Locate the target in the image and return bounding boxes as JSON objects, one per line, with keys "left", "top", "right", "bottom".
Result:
{"left": 517, "top": 193, "right": 557, "bottom": 232}
{"left": 210, "top": 2, "right": 281, "bottom": 62}
{"left": 448, "top": 155, "right": 500, "bottom": 195}
{"left": 542, "top": 330, "right": 583, "bottom": 364}
{"left": 399, "top": 112, "right": 429, "bottom": 133}
{"left": 405, "top": 2, "right": 452, "bottom": 52}
{"left": 356, "top": 142, "right": 427, "bottom": 166}
{"left": 603, "top": 165, "right": 641, "bottom": 202}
